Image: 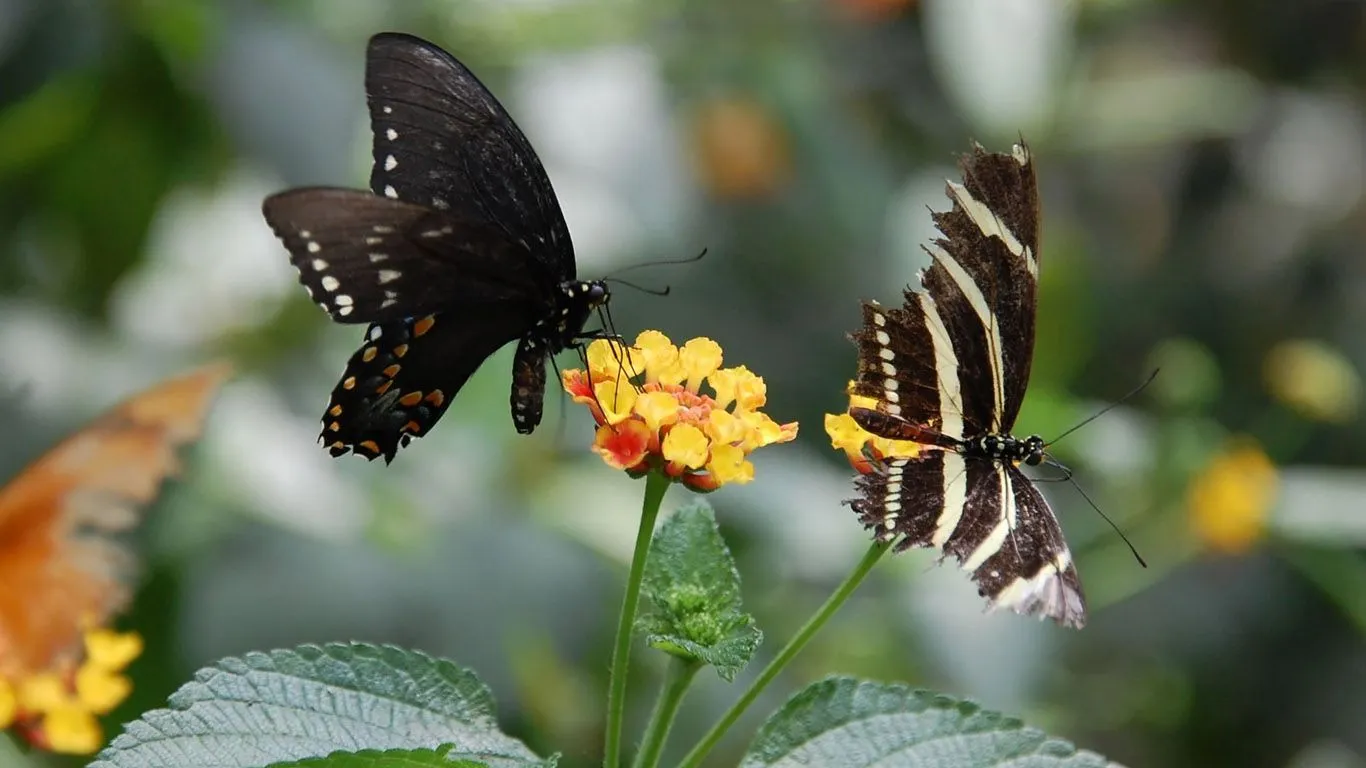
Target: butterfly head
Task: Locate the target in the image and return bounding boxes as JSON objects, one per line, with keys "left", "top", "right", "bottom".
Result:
{"left": 550, "top": 279, "right": 610, "bottom": 346}
{"left": 1021, "top": 435, "right": 1046, "bottom": 466}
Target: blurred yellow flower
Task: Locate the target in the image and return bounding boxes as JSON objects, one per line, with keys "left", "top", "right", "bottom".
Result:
{"left": 1264, "top": 339, "right": 1361, "bottom": 424}
{"left": 825, "top": 386, "right": 922, "bottom": 473}
{"left": 1187, "top": 441, "right": 1278, "bottom": 554}
{"left": 564, "top": 331, "right": 798, "bottom": 492}
{"left": 2, "top": 627, "right": 142, "bottom": 754}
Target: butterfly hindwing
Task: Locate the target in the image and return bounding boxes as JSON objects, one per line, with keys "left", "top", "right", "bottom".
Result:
{"left": 852, "top": 453, "right": 1083, "bottom": 628}
{"left": 321, "top": 310, "right": 527, "bottom": 462}
{"left": 365, "top": 32, "right": 576, "bottom": 288}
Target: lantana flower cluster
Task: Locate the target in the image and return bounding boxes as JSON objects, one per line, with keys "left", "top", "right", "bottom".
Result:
{"left": 824, "top": 386, "right": 921, "bottom": 473}
{"left": 1, "top": 627, "right": 143, "bottom": 754}
{"left": 562, "top": 331, "right": 798, "bottom": 492}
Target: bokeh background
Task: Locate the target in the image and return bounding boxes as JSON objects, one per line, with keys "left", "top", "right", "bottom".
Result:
{"left": 2, "top": 0, "right": 1365, "bottom": 766}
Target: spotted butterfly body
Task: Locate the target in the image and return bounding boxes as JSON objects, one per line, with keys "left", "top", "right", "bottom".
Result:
{"left": 847, "top": 141, "right": 1087, "bottom": 629}
{"left": 263, "top": 32, "right": 610, "bottom": 463}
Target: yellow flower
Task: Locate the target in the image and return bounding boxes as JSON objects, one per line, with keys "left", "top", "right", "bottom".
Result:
{"left": 1188, "top": 440, "right": 1278, "bottom": 554}
{"left": 1264, "top": 340, "right": 1361, "bottom": 424}
{"left": 562, "top": 330, "right": 798, "bottom": 492}
{"left": 2, "top": 627, "right": 142, "bottom": 755}
{"left": 824, "top": 384, "right": 921, "bottom": 473}
{"left": 85, "top": 629, "right": 144, "bottom": 673}
{"left": 40, "top": 704, "right": 103, "bottom": 755}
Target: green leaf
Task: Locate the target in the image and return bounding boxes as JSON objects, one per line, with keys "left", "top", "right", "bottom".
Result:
{"left": 91, "top": 643, "right": 545, "bottom": 768}
{"left": 741, "top": 677, "right": 1121, "bottom": 768}
{"left": 267, "top": 745, "right": 492, "bottom": 767}
{"left": 639, "top": 502, "right": 761, "bottom": 681}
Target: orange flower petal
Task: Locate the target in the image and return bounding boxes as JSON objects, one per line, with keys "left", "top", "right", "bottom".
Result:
{"left": 592, "top": 421, "right": 653, "bottom": 471}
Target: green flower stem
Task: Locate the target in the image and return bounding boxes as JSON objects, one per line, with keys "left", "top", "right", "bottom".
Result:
{"left": 676, "top": 540, "right": 889, "bottom": 768}
{"left": 605, "top": 469, "right": 671, "bottom": 768}
{"left": 632, "top": 656, "right": 701, "bottom": 768}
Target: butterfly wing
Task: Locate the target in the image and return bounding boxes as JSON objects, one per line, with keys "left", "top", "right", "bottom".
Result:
{"left": 920, "top": 142, "right": 1040, "bottom": 434}
{"left": 851, "top": 452, "right": 1084, "bottom": 627}
{"left": 0, "top": 364, "right": 229, "bottom": 677}
{"left": 320, "top": 309, "right": 528, "bottom": 462}
{"left": 366, "top": 32, "right": 577, "bottom": 288}
{"left": 850, "top": 291, "right": 969, "bottom": 443}
{"left": 263, "top": 188, "right": 545, "bottom": 324}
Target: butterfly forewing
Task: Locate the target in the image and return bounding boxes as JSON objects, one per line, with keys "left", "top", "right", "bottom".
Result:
{"left": 0, "top": 364, "right": 227, "bottom": 676}
{"left": 925, "top": 143, "right": 1040, "bottom": 432}
{"left": 366, "top": 32, "right": 576, "bottom": 288}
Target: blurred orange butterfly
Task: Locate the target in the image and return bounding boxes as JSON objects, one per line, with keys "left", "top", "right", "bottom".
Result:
{"left": 0, "top": 363, "right": 230, "bottom": 753}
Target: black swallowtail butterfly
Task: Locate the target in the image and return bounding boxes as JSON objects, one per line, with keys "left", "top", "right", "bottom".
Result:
{"left": 263, "top": 32, "right": 611, "bottom": 463}
{"left": 847, "top": 141, "right": 1087, "bottom": 628}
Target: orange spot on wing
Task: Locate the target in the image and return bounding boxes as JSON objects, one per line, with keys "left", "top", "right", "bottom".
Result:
{"left": 358, "top": 440, "right": 381, "bottom": 455}
{"left": 403, "top": 421, "right": 422, "bottom": 434}
{"left": 342, "top": 376, "right": 356, "bottom": 390}
{"left": 362, "top": 347, "right": 378, "bottom": 362}
{"left": 375, "top": 380, "right": 393, "bottom": 395}
{"left": 393, "top": 344, "right": 409, "bottom": 358}
{"left": 413, "top": 316, "right": 436, "bottom": 337}
{"left": 382, "top": 365, "right": 401, "bottom": 378}
{"left": 398, "top": 392, "right": 423, "bottom": 407}
{"left": 0, "top": 363, "right": 230, "bottom": 679}
{"left": 328, "top": 404, "right": 343, "bottom": 417}
{"left": 425, "top": 391, "right": 445, "bottom": 407}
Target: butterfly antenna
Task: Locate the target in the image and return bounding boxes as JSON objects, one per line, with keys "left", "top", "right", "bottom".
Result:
{"left": 1045, "top": 369, "right": 1160, "bottom": 447}
{"left": 1044, "top": 457, "right": 1148, "bottom": 568}
{"left": 604, "top": 247, "right": 707, "bottom": 278}
{"left": 603, "top": 277, "right": 671, "bottom": 296}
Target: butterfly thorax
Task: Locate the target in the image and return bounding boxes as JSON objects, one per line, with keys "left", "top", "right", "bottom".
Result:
{"left": 538, "top": 279, "right": 609, "bottom": 350}
{"left": 962, "top": 433, "right": 1045, "bottom": 466}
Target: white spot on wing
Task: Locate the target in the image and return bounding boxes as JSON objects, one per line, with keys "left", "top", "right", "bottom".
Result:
{"left": 306, "top": 241, "right": 321, "bottom": 253}
{"left": 383, "top": 185, "right": 398, "bottom": 199}
{"left": 385, "top": 128, "right": 398, "bottom": 141}
{"left": 384, "top": 155, "right": 398, "bottom": 171}
{"left": 311, "top": 259, "right": 328, "bottom": 271}
{"left": 321, "top": 275, "right": 340, "bottom": 292}
{"left": 378, "top": 270, "right": 401, "bottom": 284}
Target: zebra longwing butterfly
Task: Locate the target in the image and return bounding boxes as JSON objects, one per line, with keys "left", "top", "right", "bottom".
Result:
{"left": 847, "top": 141, "right": 1087, "bottom": 628}
{"left": 263, "top": 32, "right": 610, "bottom": 463}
